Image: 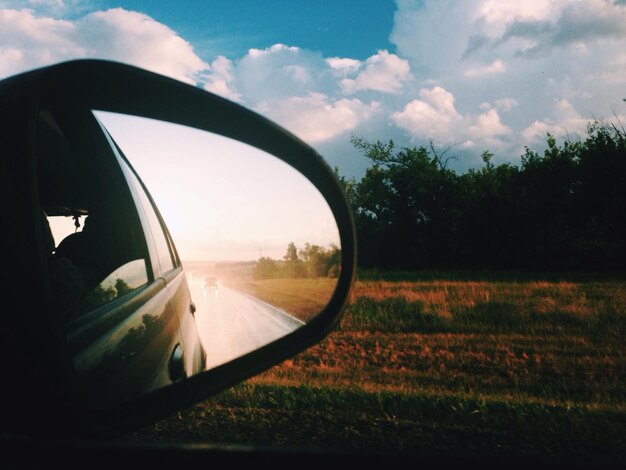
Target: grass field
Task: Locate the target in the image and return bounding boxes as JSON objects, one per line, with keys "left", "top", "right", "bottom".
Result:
{"left": 225, "top": 278, "right": 338, "bottom": 322}
{"left": 123, "top": 271, "right": 626, "bottom": 461}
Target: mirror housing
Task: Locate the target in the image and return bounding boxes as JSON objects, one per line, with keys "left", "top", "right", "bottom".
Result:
{"left": 0, "top": 59, "right": 356, "bottom": 438}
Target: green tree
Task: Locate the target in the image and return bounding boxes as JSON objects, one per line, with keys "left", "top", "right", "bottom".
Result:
{"left": 114, "top": 278, "right": 132, "bottom": 297}
{"left": 348, "top": 135, "right": 462, "bottom": 268}
{"left": 325, "top": 243, "right": 341, "bottom": 277}
{"left": 253, "top": 257, "right": 279, "bottom": 280}
{"left": 343, "top": 119, "right": 626, "bottom": 272}
{"left": 283, "top": 241, "right": 305, "bottom": 278}
{"left": 299, "top": 243, "right": 340, "bottom": 278}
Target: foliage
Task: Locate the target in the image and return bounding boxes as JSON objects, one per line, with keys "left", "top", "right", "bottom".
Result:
{"left": 253, "top": 256, "right": 279, "bottom": 280}
{"left": 342, "top": 122, "right": 626, "bottom": 272}
{"left": 253, "top": 242, "right": 341, "bottom": 279}
{"left": 79, "top": 277, "right": 131, "bottom": 311}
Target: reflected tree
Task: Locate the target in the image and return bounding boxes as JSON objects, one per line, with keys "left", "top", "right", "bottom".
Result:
{"left": 254, "top": 242, "right": 341, "bottom": 279}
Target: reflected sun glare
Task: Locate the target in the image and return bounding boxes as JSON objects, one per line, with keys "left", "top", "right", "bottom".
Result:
{"left": 92, "top": 111, "right": 340, "bottom": 263}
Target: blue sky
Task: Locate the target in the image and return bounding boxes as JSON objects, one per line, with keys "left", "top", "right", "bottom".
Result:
{"left": 2, "top": 0, "right": 626, "bottom": 178}
{"left": 96, "top": 0, "right": 396, "bottom": 59}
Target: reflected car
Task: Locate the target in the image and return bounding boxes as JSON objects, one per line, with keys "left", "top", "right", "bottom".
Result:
{"left": 203, "top": 276, "right": 218, "bottom": 290}
{"left": 36, "top": 101, "right": 207, "bottom": 409}
{"left": 1, "top": 59, "right": 356, "bottom": 462}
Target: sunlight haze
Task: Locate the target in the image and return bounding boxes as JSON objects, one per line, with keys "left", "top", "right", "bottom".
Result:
{"left": 95, "top": 111, "right": 340, "bottom": 262}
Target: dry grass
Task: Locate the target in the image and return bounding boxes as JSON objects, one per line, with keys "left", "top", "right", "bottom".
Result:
{"left": 225, "top": 277, "right": 338, "bottom": 322}
{"left": 249, "top": 331, "right": 626, "bottom": 409}
{"left": 220, "top": 276, "right": 626, "bottom": 405}
{"left": 349, "top": 279, "right": 620, "bottom": 320}
{"left": 126, "top": 273, "right": 626, "bottom": 458}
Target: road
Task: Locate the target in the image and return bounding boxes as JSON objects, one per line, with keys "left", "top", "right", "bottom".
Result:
{"left": 186, "top": 273, "right": 305, "bottom": 370}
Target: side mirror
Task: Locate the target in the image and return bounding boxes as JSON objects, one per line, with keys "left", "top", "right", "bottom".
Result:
{"left": 0, "top": 60, "right": 356, "bottom": 438}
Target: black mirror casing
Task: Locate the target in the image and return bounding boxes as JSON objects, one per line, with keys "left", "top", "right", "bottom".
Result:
{"left": 0, "top": 60, "right": 356, "bottom": 439}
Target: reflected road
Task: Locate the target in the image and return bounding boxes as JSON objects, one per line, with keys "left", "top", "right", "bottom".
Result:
{"left": 187, "top": 273, "right": 304, "bottom": 370}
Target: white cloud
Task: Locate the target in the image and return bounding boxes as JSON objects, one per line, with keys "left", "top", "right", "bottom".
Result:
{"left": 203, "top": 56, "right": 241, "bottom": 102}
{"left": 283, "top": 64, "right": 310, "bottom": 83}
{"left": 391, "top": 1, "right": 477, "bottom": 76}
{"left": 391, "top": 86, "right": 462, "bottom": 141}
{"left": 494, "top": 98, "right": 519, "bottom": 111}
{"left": 388, "top": 0, "right": 626, "bottom": 168}
{"left": 248, "top": 43, "right": 299, "bottom": 58}
{"left": 0, "top": 7, "right": 208, "bottom": 83}
{"left": 233, "top": 43, "right": 331, "bottom": 103}
{"left": 77, "top": 9, "right": 207, "bottom": 84}
{"left": 257, "top": 92, "right": 380, "bottom": 143}
{"left": 392, "top": 86, "right": 514, "bottom": 150}
{"left": 4, "top": 1, "right": 625, "bottom": 174}
{"left": 588, "top": 52, "right": 626, "bottom": 84}
{"left": 468, "top": 0, "right": 626, "bottom": 57}
{"left": 212, "top": 46, "right": 415, "bottom": 144}
{"left": 0, "top": 46, "right": 26, "bottom": 77}
{"left": 0, "top": 9, "right": 80, "bottom": 69}
{"left": 521, "top": 99, "right": 592, "bottom": 142}
{"left": 521, "top": 120, "right": 554, "bottom": 142}
{"left": 479, "top": 98, "right": 519, "bottom": 112}
{"left": 464, "top": 59, "right": 506, "bottom": 77}
{"left": 468, "top": 108, "right": 512, "bottom": 139}
{"left": 474, "top": 0, "right": 556, "bottom": 30}
{"left": 341, "top": 50, "right": 412, "bottom": 94}
{"left": 326, "top": 57, "right": 361, "bottom": 76}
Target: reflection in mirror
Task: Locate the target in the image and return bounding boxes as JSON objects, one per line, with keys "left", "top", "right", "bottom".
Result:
{"left": 73, "top": 259, "right": 149, "bottom": 318}
{"left": 41, "top": 108, "right": 340, "bottom": 409}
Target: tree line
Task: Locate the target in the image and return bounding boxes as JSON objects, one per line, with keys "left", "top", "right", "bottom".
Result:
{"left": 253, "top": 242, "right": 341, "bottom": 279}
{"left": 337, "top": 120, "right": 626, "bottom": 272}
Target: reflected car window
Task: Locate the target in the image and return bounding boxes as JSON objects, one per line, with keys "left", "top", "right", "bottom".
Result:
{"left": 73, "top": 259, "right": 149, "bottom": 315}
{"left": 119, "top": 153, "right": 176, "bottom": 276}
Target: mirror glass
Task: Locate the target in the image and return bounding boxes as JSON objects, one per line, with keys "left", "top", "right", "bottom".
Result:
{"left": 41, "top": 109, "right": 340, "bottom": 409}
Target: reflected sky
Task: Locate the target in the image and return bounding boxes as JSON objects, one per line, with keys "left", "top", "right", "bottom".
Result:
{"left": 84, "top": 111, "right": 340, "bottom": 262}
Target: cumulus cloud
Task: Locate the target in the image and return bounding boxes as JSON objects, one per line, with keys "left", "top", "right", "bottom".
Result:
{"left": 0, "top": 8, "right": 79, "bottom": 77}
{"left": 391, "top": 0, "right": 479, "bottom": 76}
{"left": 521, "top": 99, "right": 592, "bottom": 142}
{"left": 521, "top": 120, "right": 555, "bottom": 143}
{"left": 467, "top": 0, "right": 626, "bottom": 57}
{"left": 464, "top": 59, "right": 506, "bottom": 77}
{"left": 388, "top": 0, "right": 626, "bottom": 167}
{"left": 79, "top": 9, "right": 208, "bottom": 83}
{"left": 203, "top": 55, "right": 241, "bottom": 101}
{"left": 477, "top": 0, "right": 555, "bottom": 23}
{"left": 494, "top": 98, "right": 519, "bottom": 111}
{"left": 232, "top": 43, "right": 334, "bottom": 103}
{"left": 341, "top": 50, "right": 412, "bottom": 94}
{"left": 468, "top": 108, "right": 512, "bottom": 139}
{"left": 257, "top": 92, "right": 380, "bottom": 143}
{"left": 391, "top": 86, "right": 514, "bottom": 149}
{"left": 0, "top": 7, "right": 208, "bottom": 83}
{"left": 4, "top": 1, "right": 626, "bottom": 173}
{"left": 325, "top": 56, "right": 361, "bottom": 76}
{"left": 391, "top": 86, "right": 462, "bottom": 141}
{"left": 248, "top": 43, "right": 299, "bottom": 58}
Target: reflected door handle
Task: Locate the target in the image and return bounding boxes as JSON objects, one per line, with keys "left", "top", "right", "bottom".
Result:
{"left": 168, "top": 344, "right": 186, "bottom": 382}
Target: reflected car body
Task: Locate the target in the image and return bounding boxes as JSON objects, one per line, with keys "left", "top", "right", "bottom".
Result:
{"left": 31, "top": 95, "right": 207, "bottom": 410}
